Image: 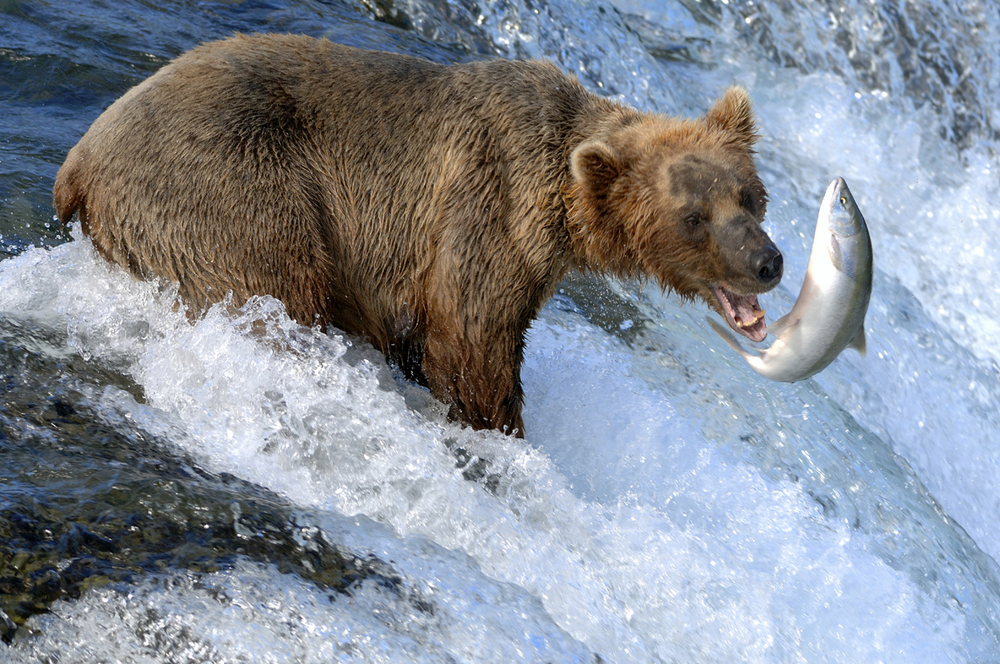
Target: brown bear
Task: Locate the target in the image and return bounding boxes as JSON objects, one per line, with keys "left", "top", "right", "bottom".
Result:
{"left": 54, "top": 33, "right": 782, "bottom": 436}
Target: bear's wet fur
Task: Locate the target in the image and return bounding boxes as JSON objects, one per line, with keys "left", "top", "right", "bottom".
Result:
{"left": 54, "top": 34, "right": 782, "bottom": 436}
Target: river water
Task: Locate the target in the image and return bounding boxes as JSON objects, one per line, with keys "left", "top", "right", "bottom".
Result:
{"left": 2, "top": 0, "right": 999, "bottom": 661}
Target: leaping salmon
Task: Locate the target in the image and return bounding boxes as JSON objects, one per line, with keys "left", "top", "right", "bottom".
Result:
{"left": 708, "top": 177, "right": 873, "bottom": 382}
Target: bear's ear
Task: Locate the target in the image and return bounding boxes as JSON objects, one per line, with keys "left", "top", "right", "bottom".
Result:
{"left": 705, "top": 86, "right": 759, "bottom": 149}
{"left": 571, "top": 140, "right": 623, "bottom": 207}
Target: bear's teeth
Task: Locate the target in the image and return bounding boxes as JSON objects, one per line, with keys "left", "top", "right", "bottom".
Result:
{"left": 735, "top": 310, "right": 766, "bottom": 328}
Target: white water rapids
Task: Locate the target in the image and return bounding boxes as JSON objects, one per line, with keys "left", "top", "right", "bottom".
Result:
{"left": 2, "top": 0, "right": 1000, "bottom": 661}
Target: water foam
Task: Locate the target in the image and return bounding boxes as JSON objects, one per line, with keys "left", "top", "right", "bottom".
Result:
{"left": 9, "top": 552, "right": 594, "bottom": 664}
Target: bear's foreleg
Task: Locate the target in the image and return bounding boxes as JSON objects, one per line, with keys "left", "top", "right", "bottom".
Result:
{"left": 421, "top": 308, "right": 527, "bottom": 437}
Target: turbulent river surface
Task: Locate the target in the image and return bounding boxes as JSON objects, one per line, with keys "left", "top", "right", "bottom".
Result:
{"left": 2, "top": 0, "right": 1000, "bottom": 661}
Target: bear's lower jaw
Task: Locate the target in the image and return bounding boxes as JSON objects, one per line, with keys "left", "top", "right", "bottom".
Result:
{"left": 713, "top": 285, "right": 768, "bottom": 342}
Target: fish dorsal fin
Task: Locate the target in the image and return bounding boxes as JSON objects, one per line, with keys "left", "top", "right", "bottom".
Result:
{"left": 849, "top": 326, "right": 867, "bottom": 357}
{"left": 764, "top": 312, "right": 799, "bottom": 338}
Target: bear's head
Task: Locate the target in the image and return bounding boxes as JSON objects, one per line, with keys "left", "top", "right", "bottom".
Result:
{"left": 568, "top": 86, "right": 782, "bottom": 342}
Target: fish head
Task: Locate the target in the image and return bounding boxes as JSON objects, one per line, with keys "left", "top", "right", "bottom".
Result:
{"left": 820, "top": 177, "right": 867, "bottom": 239}
{"left": 815, "top": 177, "right": 871, "bottom": 281}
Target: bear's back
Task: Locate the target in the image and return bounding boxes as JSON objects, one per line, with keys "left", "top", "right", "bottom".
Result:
{"left": 54, "top": 34, "right": 597, "bottom": 343}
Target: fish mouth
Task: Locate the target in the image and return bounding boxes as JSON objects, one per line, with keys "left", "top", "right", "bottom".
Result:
{"left": 713, "top": 285, "right": 767, "bottom": 342}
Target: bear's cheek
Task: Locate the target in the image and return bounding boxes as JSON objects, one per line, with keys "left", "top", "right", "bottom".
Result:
{"left": 635, "top": 221, "right": 721, "bottom": 294}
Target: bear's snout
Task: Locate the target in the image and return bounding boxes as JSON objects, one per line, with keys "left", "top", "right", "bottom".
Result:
{"left": 752, "top": 243, "right": 783, "bottom": 286}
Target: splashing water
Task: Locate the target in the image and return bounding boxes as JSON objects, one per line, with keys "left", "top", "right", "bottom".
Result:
{"left": 2, "top": 0, "right": 1000, "bottom": 661}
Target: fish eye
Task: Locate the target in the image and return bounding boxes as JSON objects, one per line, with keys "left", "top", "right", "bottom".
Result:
{"left": 840, "top": 196, "right": 848, "bottom": 206}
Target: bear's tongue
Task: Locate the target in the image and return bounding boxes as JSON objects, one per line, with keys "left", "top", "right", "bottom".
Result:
{"left": 713, "top": 285, "right": 767, "bottom": 342}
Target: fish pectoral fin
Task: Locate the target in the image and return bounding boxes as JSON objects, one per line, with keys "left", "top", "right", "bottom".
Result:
{"left": 849, "top": 325, "right": 867, "bottom": 357}
{"left": 764, "top": 312, "right": 799, "bottom": 338}
{"left": 707, "top": 317, "right": 761, "bottom": 360}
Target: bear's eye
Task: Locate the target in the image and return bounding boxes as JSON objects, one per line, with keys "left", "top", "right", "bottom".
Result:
{"left": 684, "top": 211, "right": 707, "bottom": 228}
{"left": 739, "top": 188, "right": 758, "bottom": 216}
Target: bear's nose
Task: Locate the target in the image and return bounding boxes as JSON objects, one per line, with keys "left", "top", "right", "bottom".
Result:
{"left": 753, "top": 244, "right": 783, "bottom": 285}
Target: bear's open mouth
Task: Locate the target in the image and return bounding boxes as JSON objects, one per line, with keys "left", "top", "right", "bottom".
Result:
{"left": 713, "top": 285, "right": 767, "bottom": 342}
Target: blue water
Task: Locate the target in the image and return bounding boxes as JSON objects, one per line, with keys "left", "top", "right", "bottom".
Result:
{"left": 2, "top": 0, "right": 1000, "bottom": 661}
